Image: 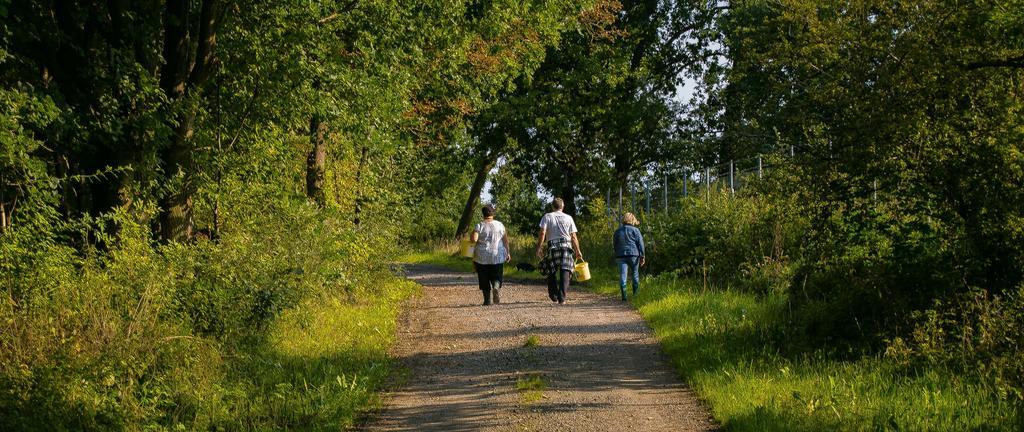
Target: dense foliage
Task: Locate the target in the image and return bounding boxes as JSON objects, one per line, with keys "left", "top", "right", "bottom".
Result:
{"left": 2, "top": 0, "right": 1023, "bottom": 428}
{"left": 0, "top": 0, "right": 594, "bottom": 428}
{"left": 526, "top": 0, "right": 1023, "bottom": 418}
{"left": 675, "top": 0, "right": 1024, "bottom": 369}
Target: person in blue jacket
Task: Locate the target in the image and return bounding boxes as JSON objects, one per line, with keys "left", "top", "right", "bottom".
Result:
{"left": 613, "top": 212, "right": 645, "bottom": 301}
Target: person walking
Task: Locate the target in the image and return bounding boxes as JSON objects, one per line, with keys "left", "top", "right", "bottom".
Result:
{"left": 471, "top": 204, "right": 510, "bottom": 305}
{"left": 536, "top": 198, "right": 583, "bottom": 304}
{"left": 613, "top": 212, "right": 645, "bottom": 301}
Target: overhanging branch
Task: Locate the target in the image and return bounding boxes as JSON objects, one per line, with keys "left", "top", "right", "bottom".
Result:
{"left": 965, "top": 54, "right": 1024, "bottom": 70}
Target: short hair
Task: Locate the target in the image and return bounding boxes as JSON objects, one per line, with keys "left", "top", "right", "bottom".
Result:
{"left": 481, "top": 204, "right": 496, "bottom": 218}
{"left": 551, "top": 198, "right": 564, "bottom": 211}
{"left": 622, "top": 212, "right": 639, "bottom": 226}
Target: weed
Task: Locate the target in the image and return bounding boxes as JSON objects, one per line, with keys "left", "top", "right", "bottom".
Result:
{"left": 523, "top": 334, "right": 541, "bottom": 348}
{"left": 516, "top": 374, "right": 547, "bottom": 403}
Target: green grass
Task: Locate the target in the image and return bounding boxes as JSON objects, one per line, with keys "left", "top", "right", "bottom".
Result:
{"left": 411, "top": 247, "right": 1020, "bottom": 430}
{"left": 516, "top": 374, "right": 547, "bottom": 403}
{"left": 585, "top": 264, "right": 1020, "bottom": 431}
{"left": 400, "top": 249, "right": 475, "bottom": 272}
{"left": 523, "top": 334, "right": 541, "bottom": 348}
{"left": 196, "top": 277, "right": 420, "bottom": 430}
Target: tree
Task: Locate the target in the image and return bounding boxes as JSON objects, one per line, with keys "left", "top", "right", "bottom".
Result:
{"left": 488, "top": 0, "right": 700, "bottom": 216}
{"left": 700, "top": 0, "right": 1024, "bottom": 340}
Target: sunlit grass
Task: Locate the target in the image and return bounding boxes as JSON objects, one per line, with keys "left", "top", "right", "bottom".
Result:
{"left": 587, "top": 271, "right": 1021, "bottom": 431}
{"left": 523, "top": 334, "right": 541, "bottom": 348}
{"left": 516, "top": 374, "right": 547, "bottom": 403}
{"left": 205, "top": 277, "right": 419, "bottom": 430}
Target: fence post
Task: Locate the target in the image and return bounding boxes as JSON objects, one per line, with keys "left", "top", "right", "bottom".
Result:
{"left": 873, "top": 179, "right": 878, "bottom": 202}
{"left": 757, "top": 156, "right": 763, "bottom": 179}
{"left": 663, "top": 171, "right": 668, "bottom": 210}
{"left": 705, "top": 167, "right": 711, "bottom": 201}
{"left": 790, "top": 145, "right": 795, "bottom": 157}
{"left": 729, "top": 160, "right": 735, "bottom": 194}
{"left": 645, "top": 183, "right": 651, "bottom": 213}
{"left": 683, "top": 168, "right": 688, "bottom": 197}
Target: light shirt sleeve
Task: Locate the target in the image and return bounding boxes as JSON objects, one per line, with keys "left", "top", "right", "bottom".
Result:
{"left": 569, "top": 217, "right": 578, "bottom": 234}
{"left": 538, "top": 213, "right": 550, "bottom": 229}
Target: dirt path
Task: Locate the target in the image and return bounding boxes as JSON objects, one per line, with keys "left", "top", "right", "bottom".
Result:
{"left": 363, "top": 264, "right": 717, "bottom": 432}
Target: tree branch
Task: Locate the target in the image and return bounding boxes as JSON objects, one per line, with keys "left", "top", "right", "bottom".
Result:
{"left": 318, "top": 0, "right": 359, "bottom": 24}
{"left": 965, "top": 54, "right": 1024, "bottom": 70}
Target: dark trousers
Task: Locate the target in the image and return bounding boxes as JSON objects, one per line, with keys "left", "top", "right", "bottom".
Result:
{"left": 546, "top": 269, "right": 572, "bottom": 303}
{"left": 474, "top": 262, "right": 503, "bottom": 305}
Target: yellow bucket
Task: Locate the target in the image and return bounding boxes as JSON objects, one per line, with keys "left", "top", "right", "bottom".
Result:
{"left": 574, "top": 259, "right": 591, "bottom": 282}
{"left": 459, "top": 238, "right": 475, "bottom": 258}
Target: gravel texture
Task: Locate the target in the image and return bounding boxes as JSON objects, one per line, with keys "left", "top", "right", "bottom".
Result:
{"left": 362, "top": 264, "right": 718, "bottom": 432}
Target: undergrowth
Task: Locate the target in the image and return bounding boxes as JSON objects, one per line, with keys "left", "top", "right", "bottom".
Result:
{"left": 0, "top": 199, "right": 417, "bottom": 430}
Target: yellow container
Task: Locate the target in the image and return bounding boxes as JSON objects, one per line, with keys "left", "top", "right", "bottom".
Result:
{"left": 574, "top": 259, "right": 591, "bottom": 282}
{"left": 459, "top": 238, "right": 475, "bottom": 258}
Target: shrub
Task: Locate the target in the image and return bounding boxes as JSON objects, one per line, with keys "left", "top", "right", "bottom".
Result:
{"left": 888, "top": 286, "right": 1024, "bottom": 404}
{"left": 588, "top": 186, "right": 805, "bottom": 296}
{"left": 0, "top": 191, "right": 404, "bottom": 429}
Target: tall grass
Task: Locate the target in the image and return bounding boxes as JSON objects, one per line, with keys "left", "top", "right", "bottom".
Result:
{"left": 197, "top": 278, "right": 417, "bottom": 430}
{"left": 0, "top": 200, "right": 418, "bottom": 430}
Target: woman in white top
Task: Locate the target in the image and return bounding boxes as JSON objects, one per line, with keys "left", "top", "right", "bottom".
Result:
{"left": 535, "top": 198, "right": 583, "bottom": 304}
{"left": 471, "top": 204, "right": 511, "bottom": 305}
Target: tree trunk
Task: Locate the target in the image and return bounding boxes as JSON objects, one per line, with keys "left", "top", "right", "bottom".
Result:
{"left": 353, "top": 145, "right": 369, "bottom": 226}
{"left": 561, "top": 165, "right": 577, "bottom": 216}
{"left": 454, "top": 155, "right": 495, "bottom": 239}
{"left": 159, "top": 119, "right": 196, "bottom": 241}
{"left": 305, "top": 115, "right": 327, "bottom": 205}
{"left": 157, "top": 0, "right": 221, "bottom": 242}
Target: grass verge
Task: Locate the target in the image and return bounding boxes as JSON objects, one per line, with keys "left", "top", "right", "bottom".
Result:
{"left": 583, "top": 263, "right": 1020, "bottom": 431}
{"left": 202, "top": 277, "right": 419, "bottom": 430}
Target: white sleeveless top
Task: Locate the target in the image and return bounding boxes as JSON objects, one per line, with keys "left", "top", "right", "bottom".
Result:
{"left": 473, "top": 220, "right": 507, "bottom": 265}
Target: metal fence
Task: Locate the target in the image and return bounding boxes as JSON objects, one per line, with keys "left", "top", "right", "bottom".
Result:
{"left": 604, "top": 152, "right": 789, "bottom": 222}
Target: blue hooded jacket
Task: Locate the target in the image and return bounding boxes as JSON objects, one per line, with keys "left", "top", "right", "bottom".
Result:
{"left": 613, "top": 224, "right": 645, "bottom": 258}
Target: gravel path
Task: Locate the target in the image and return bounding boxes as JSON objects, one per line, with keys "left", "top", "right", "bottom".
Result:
{"left": 363, "top": 264, "right": 717, "bottom": 432}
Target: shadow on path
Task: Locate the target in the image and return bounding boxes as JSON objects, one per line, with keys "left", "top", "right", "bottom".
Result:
{"left": 364, "top": 264, "right": 717, "bottom": 432}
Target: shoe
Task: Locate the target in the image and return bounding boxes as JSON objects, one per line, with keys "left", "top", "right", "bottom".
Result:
{"left": 557, "top": 300, "right": 564, "bottom": 305}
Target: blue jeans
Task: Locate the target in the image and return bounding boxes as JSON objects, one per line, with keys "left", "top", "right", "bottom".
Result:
{"left": 616, "top": 256, "right": 640, "bottom": 299}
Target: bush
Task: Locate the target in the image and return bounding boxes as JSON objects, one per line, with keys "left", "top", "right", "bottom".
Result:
{"left": 888, "top": 286, "right": 1024, "bottom": 404}
{"left": 590, "top": 186, "right": 805, "bottom": 296}
{"left": 0, "top": 191, "right": 404, "bottom": 429}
